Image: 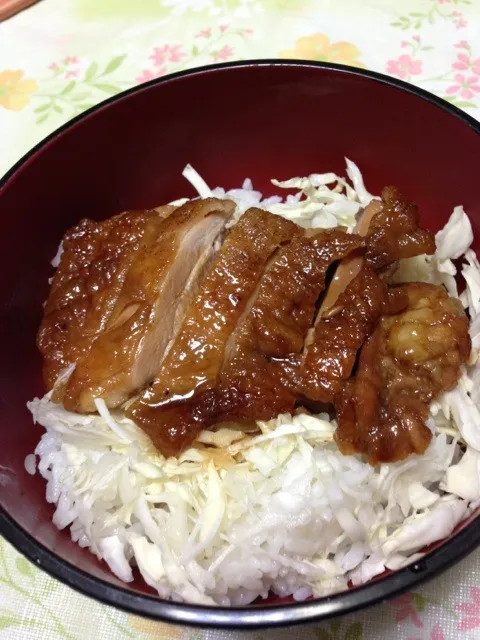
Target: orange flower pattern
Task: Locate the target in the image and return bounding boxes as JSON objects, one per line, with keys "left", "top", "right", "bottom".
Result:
{"left": 0, "top": 70, "right": 38, "bottom": 111}
{"left": 280, "top": 33, "right": 366, "bottom": 68}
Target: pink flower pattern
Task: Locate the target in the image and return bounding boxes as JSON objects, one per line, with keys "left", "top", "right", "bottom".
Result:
{"left": 391, "top": 593, "right": 424, "bottom": 628}
{"left": 453, "top": 53, "right": 480, "bottom": 75}
{"left": 386, "top": 54, "right": 423, "bottom": 79}
{"left": 64, "top": 70, "right": 79, "bottom": 79}
{"left": 63, "top": 56, "right": 78, "bottom": 65}
{"left": 137, "top": 27, "right": 252, "bottom": 87}
{"left": 213, "top": 44, "right": 234, "bottom": 62}
{"left": 196, "top": 28, "right": 211, "bottom": 38}
{"left": 167, "top": 45, "right": 184, "bottom": 63}
{"left": 409, "top": 623, "right": 445, "bottom": 640}
{"left": 455, "top": 586, "right": 480, "bottom": 631}
{"left": 385, "top": 36, "right": 479, "bottom": 108}
{"left": 446, "top": 73, "right": 480, "bottom": 99}
{"left": 453, "top": 53, "right": 470, "bottom": 70}
{"left": 135, "top": 67, "right": 167, "bottom": 84}
{"left": 49, "top": 62, "right": 59, "bottom": 71}
{"left": 149, "top": 44, "right": 184, "bottom": 66}
{"left": 431, "top": 624, "right": 445, "bottom": 640}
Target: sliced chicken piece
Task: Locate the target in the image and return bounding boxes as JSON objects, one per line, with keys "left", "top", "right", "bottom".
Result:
{"left": 319, "top": 199, "right": 382, "bottom": 312}
{"left": 209, "top": 229, "right": 365, "bottom": 423}
{"left": 335, "top": 283, "right": 471, "bottom": 464}
{"left": 128, "top": 208, "right": 301, "bottom": 455}
{"left": 63, "top": 198, "right": 235, "bottom": 412}
{"left": 38, "top": 205, "right": 176, "bottom": 393}
{"left": 130, "top": 228, "right": 362, "bottom": 456}
{"left": 299, "top": 265, "right": 407, "bottom": 403}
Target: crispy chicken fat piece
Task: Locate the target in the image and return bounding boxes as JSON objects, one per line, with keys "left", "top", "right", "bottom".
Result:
{"left": 320, "top": 186, "right": 435, "bottom": 310}
{"left": 335, "top": 283, "right": 471, "bottom": 464}
{"left": 365, "top": 186, "right": 435, "bottom": 270}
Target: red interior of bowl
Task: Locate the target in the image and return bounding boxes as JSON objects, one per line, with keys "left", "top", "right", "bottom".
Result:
{"left": 0, "top": 62, "right": 479, "bottom": 602}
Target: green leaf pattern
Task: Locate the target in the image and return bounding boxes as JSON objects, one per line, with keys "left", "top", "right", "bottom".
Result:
{"left": 31, "top": 56, "right": 128, "bottom": 123}
{"left": 391, "top": 0, "right": 471, "bottom": 31}
{"left": 313, "top": 620, "right": 364, "bottom": 640}
{"left": 15, "top": 556, "right": 34, "bottom": 579}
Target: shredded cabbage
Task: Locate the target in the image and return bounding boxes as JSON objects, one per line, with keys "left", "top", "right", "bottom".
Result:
{"left": 435, "top": 205, "right": 473, "bottom": 260}
{"left": 345, "top": 157, "right": 376, "bottom": 206}
{"left": 182, "top": 158, "right": 366, "bottom": 231}
{"left": 51, "top": 241, "right": 63, "bottom": 268}
{"left": 268, "top": 165, "right": 361, "bottom": 230}
{"left": 461, "top": 249, "right": 480, "bottom": 319}
{"left": 26, "top": 390, "right": 477, "bottom": 605}
{"left": 182, "top": 163, "right": 213, "bottom": 199}
{"left": 443, "top": 447, "right": 480, "bottom": 500}
{"left": 392, "top": 204, "right": 474, "bottom": 298}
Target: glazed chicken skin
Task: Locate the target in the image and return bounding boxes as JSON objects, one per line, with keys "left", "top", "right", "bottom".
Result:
{"left": 299, "top": 265, "right": 408, "bottom": 403}
{"left": 39, "top": 199, "right": 235, "bottom": 412}
{"left": 37, "top": 205, "right": 175, "bottom": 393}
{"left": 130, "top": 228, "right": 363, "bottom": 456}
{"left": 209, "top": 229, "right": 363, "bottom": 420}
{"left": 335, "top": 283, "right": 471, "bottom": 464}
{"left": 128, "top": 208, "right": 302, "bottom": 454}
{"left": 64, "top": 198, "right": 235, "bottom": 412}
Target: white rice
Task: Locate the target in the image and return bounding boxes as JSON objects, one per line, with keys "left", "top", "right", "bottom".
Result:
{"left": 27, "top": 161, "right": 480, "bottom": 606}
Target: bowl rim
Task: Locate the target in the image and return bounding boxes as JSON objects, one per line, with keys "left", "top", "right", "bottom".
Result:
{"left": 1, "top": 59, "right": 480, "bottom": 629}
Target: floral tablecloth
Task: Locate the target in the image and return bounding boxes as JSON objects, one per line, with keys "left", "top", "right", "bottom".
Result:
{"left": 0, "top": 0, "right": 479, "bottom": 638}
